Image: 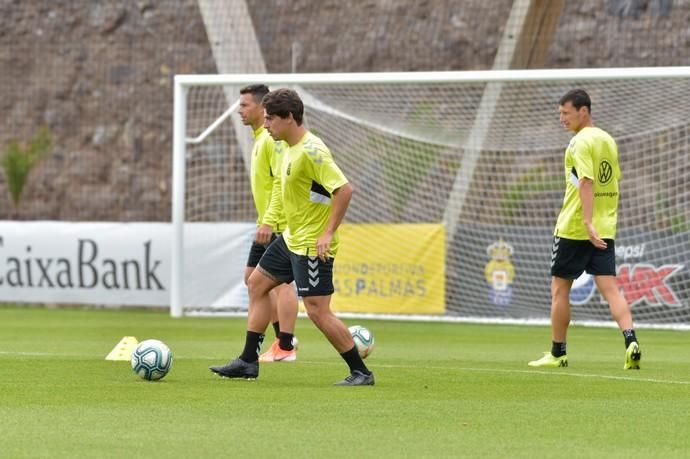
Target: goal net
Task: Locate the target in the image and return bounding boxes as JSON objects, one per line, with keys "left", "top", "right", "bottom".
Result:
{"left": 172, "top": 68, "right": 690, "bottom": 327}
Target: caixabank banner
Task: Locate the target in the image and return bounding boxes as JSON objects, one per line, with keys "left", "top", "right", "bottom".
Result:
{"left": 0, "top": 221, "right": 254, "bottom": 309}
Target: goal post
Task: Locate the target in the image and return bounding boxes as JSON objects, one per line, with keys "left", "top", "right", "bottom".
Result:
{"left": 172, "top": 67, "right": 690, "bottom": 327}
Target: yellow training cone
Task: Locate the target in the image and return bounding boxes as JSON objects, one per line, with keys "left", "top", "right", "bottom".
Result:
{"left": 105, "top": 336, "right": 139, "bottom": 361}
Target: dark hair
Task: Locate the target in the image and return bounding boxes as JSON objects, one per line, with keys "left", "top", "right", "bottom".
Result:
{"left": 261, "top": 88, "right": 304, "bottom": 125}
{"left": 240, "top": 84, "right": 270, "bottom": 104}
{"left": 559, "top": 89, "right": 591, "bottom": 112}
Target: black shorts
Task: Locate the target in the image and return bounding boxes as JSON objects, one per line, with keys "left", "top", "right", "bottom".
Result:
{"left": 246, "top": 233, "right": 278, "bottom": 268}
{"left": 550, "top": 236, "right": 616, "bottom": 279}
{"left": 257, "top": 235, "right": 334, "bottom": 297}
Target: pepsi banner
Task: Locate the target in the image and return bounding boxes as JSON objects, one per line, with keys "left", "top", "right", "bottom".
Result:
{"left": 449, "top": 225, "right": 690, "bottom": 324}
{"left": 570, "top": 244, "right": 684, "bottom": 309}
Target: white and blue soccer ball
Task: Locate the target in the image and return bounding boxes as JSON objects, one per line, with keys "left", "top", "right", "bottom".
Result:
{"left": 348, "top": 325, "right": 374, "bottom": 359}
{"left": 131, "top": 339, "right": 173, "bottom": 381}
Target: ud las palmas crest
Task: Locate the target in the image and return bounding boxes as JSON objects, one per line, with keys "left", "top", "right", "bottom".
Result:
{"left": 484, "top": 238, "right": 515, "bottom": 307}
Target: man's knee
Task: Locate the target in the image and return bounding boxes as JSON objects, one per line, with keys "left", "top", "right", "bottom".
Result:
{"left": 596, "top": 276, "right": 625, "bottom": 302}
{"left": 275, "top": 282, "right": 296, "bottom": 298}
{"left": 303, "top": 297, "right": 330, "bottom": 324}
{"left": 244, "top": 267, "right": 255, "bottom": 286}
{"left": 247, "top": 273, "right": 272, "bottom": 300}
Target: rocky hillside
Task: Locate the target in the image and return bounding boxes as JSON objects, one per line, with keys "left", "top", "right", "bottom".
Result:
{"left": 0, "top": 0, "right": 687, "bottom": 221}
{"left": 0, "top": 0, "right": 215, "bottom": 220}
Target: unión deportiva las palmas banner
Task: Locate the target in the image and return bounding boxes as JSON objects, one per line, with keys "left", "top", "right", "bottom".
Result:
{"left": 331, "top": 223, "right": 445, "bottom": 314}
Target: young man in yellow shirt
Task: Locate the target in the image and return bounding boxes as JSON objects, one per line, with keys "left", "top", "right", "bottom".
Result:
{"left": 238, "top": 84, "right": 298, "bottom": 362}
{"left": 529, "top": 89, "right": 641, "bottom": 370}
{"left": 211, "top": 88, "right": 374, "bottom": 385}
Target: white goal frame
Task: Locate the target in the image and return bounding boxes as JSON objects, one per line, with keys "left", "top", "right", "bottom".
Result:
{"left": 172, "top": 66, "right": 690, "bottom": 319}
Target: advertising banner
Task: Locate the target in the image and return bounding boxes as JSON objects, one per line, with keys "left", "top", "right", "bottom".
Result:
{"left": 449, "top": 225, "right": 690, "bottom": 323}
{"left": 331, "top": 223, "right": 446, "bottom": 314}
{"left": 0, "top": 221, "right": 254, "bottom": 308}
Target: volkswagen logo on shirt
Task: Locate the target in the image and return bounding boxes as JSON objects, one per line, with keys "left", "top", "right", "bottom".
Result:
{"left": 598, "top": 160, "right": 613, "bottom": 185}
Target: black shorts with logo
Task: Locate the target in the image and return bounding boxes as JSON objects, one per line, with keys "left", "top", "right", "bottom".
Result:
{"left": 550, "top": 236, "right": 616, "bottom": 279}
{"left": 257, "top": 235, "right": 334, "bottom": 297}
{"left": 246, "top": 233, "right": 278, "bottom": 268}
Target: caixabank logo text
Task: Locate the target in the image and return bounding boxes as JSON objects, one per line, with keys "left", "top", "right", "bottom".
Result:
{"left": 0, "top": 237, "right": 164, "bottom": 291}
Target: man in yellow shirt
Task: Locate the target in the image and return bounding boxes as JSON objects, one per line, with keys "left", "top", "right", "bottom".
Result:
{"left": 529, "top": 89, "right": 641, "bottom": 370}
{"left": 211, "top": 88, "right": 374, "bottom": 385}
{"left": 238, "top": 84, "right": 298, "bottom": 362}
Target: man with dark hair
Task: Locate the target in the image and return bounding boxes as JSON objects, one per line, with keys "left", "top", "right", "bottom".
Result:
{"left": 529, "top": 89, "right": 641, "bottom": 370}
{"left": 237, "top": 84, "right": 298, "bottom": 362}
{"left": 211, "top": 88, "right": 374, "bottom": 385}
{"left": 558, "top": 88, "right": 591, "bottom": 112}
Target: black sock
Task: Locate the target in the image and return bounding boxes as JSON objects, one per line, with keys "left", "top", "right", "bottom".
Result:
{"left": 622, "top": 329, "right": 638, "bottom": 348}
{"left": 272, "top": 321, "right": 280, "bottom": 339}
{"left": 239, "top": 331, "right": 264, "bottom": 363}
{"left": 340, "top": 345, "right": 370, "bottom": 374}
{"left": 551, "top": 341, "right": 567, "bottom": 358}
{"left": 279, "top": 332, "right": 294, "bottom": 351}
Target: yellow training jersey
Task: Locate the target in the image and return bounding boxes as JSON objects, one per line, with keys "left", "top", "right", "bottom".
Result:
{"left": 554, "top": 126, "right": 621, "bottom": 240}
{"left": 250, "top": 126, "right": 287, "bottom": 232}
{"left": 281, "top": 132, "right": 349, "bottom": 257}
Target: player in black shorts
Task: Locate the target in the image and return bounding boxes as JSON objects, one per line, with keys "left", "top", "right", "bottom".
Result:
{"left": 210, "top": 88, "right": 373, "bottom": 385}
{"left": 237, "top": 84, "right": 298, "bottom": 363}
{"left": 529, "top": 89, "right": 640, "bottom": 370}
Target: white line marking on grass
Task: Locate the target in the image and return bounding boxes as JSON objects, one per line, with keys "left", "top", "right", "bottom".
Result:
{"left": 0, "top": 351, "right": 99, "bottom": 358}
{"left": 298, "top": 360, "right": 690, "bottom": 386}
{"left": 459, "top": 366, "right": 690, "bottom": 386}
{"left": 3, "top": 351, "right": 689, "bottom": 386}
{"left": 0, "top": 351, "right": 73, "bottom": 357}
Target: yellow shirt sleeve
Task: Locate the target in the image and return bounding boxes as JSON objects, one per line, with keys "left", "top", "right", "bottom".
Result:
{"left": 572, "top": 138, "right": 594, "bottom": 181}
{"left": 261, "top": 140, "right": 285, "bottom": 231}
{"left": 310, "top": 148, "right": 348, "bottom": 194}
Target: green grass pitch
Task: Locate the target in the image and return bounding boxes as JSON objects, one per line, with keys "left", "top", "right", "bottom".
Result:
{"left": 2, "top": 305, "right": 690, "bottom": 458}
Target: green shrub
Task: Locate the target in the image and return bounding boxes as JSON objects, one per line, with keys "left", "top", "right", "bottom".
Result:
{"left": 1, "top": 127, "right": 52, "bottom": 206}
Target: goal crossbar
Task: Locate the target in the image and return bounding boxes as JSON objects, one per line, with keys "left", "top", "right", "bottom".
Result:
{"left": 175, "top": 66, "right": 690, "bottom": 88}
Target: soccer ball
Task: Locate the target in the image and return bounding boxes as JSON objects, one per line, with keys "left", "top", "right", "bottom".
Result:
{"left": 348, "top": 325, "right": 374, "bottom": 359}
{"left": 131, "top": 339, "right": 173, "bottom": 381}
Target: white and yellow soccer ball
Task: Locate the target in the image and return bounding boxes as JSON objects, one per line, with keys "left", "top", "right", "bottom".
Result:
{"left": 348, "top": 325, "right": 374, "bottom": 359}
{"left": 131, "top": 339, "right": 173, "bottom": 381}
